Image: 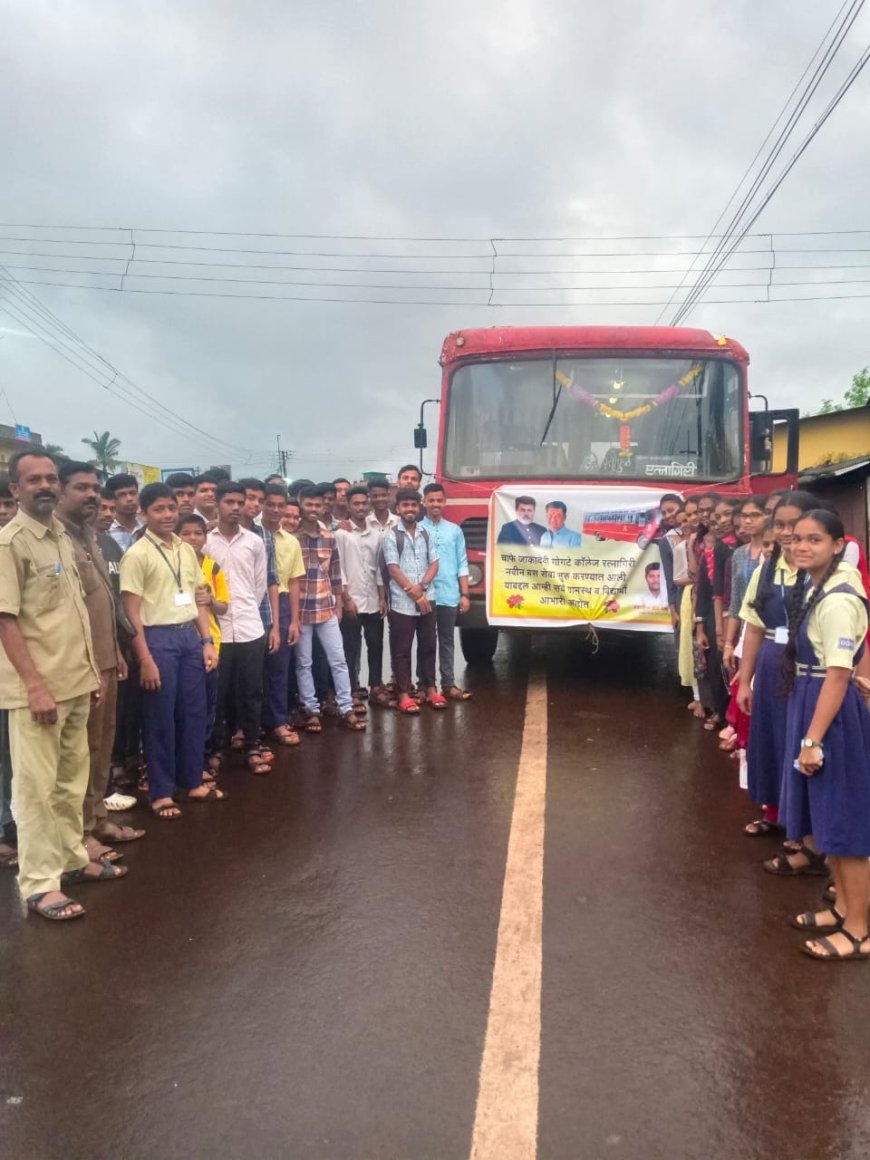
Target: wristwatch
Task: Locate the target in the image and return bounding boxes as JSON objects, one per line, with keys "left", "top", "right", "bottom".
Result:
{"left": 801, "top": 737, "right": 823, "bottom": 755}
{"left": 200, "top": 635, "right": 215, "bottom": 646}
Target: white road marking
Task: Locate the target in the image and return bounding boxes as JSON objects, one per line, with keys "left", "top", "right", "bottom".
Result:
{"left": 470, "top": 674, "right": 547, "bottom": 1160}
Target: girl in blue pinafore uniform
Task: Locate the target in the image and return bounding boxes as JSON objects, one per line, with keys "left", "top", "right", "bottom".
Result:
{"left": 779, "top": 511, "right": 870, "bottom": 961}
{"left": 737, "top": 492, "right": 819, "bottom": 852}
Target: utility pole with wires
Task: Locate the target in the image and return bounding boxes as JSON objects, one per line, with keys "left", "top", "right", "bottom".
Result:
{"left": 276, "top": 434, "right": 291, "bottom": 481}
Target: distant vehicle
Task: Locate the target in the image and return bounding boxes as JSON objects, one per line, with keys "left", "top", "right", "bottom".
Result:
{"left": 413, "top": 325, "right": 800, "bottom": 662}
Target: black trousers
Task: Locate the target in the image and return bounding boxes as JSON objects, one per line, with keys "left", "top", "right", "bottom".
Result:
{"left": 340, "top": 612, "right": 385, "bottom": 690}
{"left": 389, "top": 609, "right": 436, "bottom": 692}
{"left": 215, "top": 636, "right": 267, "bottom": 753}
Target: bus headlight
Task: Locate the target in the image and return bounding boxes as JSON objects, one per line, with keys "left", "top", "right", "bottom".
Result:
{"left": 468, "top": 563, "right": 484, "bottom": 588}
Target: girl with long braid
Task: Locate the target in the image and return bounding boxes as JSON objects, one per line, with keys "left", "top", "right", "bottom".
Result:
{"left": 779, "top": 511, "right": 870, "bottom": 960}
{"left": 736, "top": 492, "right": 821, "bottom": 857}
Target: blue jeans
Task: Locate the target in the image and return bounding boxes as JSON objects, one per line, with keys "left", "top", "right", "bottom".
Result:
{"left": 296, "top": 617, "right": 353, "bottom": 715}
{"left": 142, "top": 624, "right": 207, "bottom": 802}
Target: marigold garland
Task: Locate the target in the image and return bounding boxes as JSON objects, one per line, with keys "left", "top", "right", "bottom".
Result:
{"left": 554, "top": 362, "right": 704, "bottom": 423}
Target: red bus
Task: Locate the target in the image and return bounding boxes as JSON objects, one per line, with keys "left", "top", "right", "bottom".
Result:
{"left": 414, "top": 325, "right": 799, "bottom": 662}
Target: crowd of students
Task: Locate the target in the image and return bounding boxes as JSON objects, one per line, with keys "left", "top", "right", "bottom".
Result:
{"left": 657, "top": 487, "right": 870, "bottom": 961}
{"left": 0, "top": 452, "right": 471, "bottom": 922}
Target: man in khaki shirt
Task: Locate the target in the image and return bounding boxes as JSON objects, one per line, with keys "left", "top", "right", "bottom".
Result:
{"left": 0, "top": 451, "right": 119, "bottom": 923}
{"left": 57, "top": 461, "right": 144, "bottom": 860}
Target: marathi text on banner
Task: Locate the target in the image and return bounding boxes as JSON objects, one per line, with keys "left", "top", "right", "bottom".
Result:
{"left": 486, "top": 485, "right": 674, "bottom": 632}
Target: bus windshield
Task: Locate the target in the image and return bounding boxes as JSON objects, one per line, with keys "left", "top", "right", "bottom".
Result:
{"left": 443, "top": 356, "right": 742, "bottom": 482}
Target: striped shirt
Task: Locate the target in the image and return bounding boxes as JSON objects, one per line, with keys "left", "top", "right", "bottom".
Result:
{"left": 296, "top": 527, "right": 343, "bottom": 624}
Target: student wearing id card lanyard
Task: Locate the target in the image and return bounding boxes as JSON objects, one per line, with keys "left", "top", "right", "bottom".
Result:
{"left": 120, "top": 483, "right": 223, "bottom": 820}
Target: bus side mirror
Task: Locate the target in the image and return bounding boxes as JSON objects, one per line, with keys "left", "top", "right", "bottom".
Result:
{"left": 414, "top": 424, "right": 428, "bottom": 450}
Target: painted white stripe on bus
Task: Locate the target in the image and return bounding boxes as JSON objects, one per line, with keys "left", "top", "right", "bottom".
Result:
{"left": 470, "top": 674, "right": 547, "bottom": 1160}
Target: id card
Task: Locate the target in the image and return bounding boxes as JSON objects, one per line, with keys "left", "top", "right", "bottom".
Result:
{"left": 175, "top": 591, "right": 193, "bottom": 607}
{"left": 774, "top": 626, "right": 788, "bottom": 645}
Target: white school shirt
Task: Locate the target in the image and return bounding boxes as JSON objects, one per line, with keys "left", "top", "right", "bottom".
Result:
{"left": 206, "top": 525, "right": 267, "bottom": 643}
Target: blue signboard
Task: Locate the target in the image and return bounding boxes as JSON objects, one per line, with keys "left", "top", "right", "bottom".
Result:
{"left": 14, "top": 425, "right": 31, "bottom": 442}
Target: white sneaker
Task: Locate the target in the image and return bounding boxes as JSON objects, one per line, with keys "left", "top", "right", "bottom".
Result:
{"left": 104, "top": 792, "right": 137, "bottom": 811}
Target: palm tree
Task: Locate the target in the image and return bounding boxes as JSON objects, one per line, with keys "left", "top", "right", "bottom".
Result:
{"left": 81, "top": 430, "right": 122, "bottom": 475}
{"left": 43, "top": 442, "right": 67, "bottom": 460}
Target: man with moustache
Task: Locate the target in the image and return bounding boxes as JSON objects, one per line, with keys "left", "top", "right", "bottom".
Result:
{"left": 497, "top": 496, "right": 546, "bottom": 546}
{"left": 57, "top": 462, "right": 144, "bottom": 861}
{"left": 0, "top": 451, "right": 108, "bottom": 922}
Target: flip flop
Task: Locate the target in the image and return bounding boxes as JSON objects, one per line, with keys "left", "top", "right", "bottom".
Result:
{"left": 427, "top": 692, "right": 448, "bottom": 711}
{"left": 397, "top": 695, "right": 420, "bottom": 715}
{"left": 152, "top": 799, "right": 182, "bottom": 819}
{"left": 178, "top": 785, "right": 229, "bottom": 802}
{"left": 26, "top": 892, "right": 85, "bottom": 922}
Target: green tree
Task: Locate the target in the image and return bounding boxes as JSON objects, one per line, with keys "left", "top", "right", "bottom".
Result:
{"left": 43, "top": 442, "right": 67, "bottom": 459}
{"left": 81, "top": 430, "right": 121, "bottom": 475}
{"left": 817, "top": 399, "right": 841, "bottom": 414}
{"left": 843, "top": 366, "right": 870, "bottom": 409}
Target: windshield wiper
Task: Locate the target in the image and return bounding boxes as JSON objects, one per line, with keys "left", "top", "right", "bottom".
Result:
{"left": 539, "top": 351, "right": 561, "bottom": 445}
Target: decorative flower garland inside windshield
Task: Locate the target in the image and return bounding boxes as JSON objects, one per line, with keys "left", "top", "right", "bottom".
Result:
{"left": 554, "top": 362, "right": 704, "bottom": 423}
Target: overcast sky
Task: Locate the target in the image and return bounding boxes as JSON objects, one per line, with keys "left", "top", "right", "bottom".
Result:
{"left": 0, "top": 0, "right": 868, "bottom": 480}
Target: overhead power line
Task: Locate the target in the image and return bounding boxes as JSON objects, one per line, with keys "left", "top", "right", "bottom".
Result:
{"left": 11, "top": 277, "right": 870, "bottom": 308}
{"left": 669, "top": 0, "right": 869, "bottom": 324}
{"left": 0, "top": 264, "right": 254, "bottom": 456}
{"left": 673, "top": 38, "right": 870, "bottom": 323}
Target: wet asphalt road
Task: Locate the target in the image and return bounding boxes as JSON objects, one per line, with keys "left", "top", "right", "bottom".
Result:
{"left": 3, "top": 633, "right": 870, "bottom": 1160}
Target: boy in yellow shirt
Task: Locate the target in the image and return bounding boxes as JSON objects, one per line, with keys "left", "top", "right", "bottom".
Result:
{"left": 178, "top": 513, "right": 230, "bottom": 780}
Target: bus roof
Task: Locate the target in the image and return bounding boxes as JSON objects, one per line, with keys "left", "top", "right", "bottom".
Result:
{"left": 439, "top": 326, "right": 749, "bottom": 365}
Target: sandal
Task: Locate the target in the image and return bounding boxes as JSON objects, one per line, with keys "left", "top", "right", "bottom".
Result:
{"left": 62, "top": 861, "right": 128, "bottom": 885}
{"left": 299, "top": 713, "right": 322, "bottom": 734}
{"left": 790, "top": 906, "right": 844, "bottom": 932}
{"left": 202, "top": 768, "right": 217, "bottom": 784}
{"left": 427, "top": 692, "right": 448, "bottom": 711}
{"left": 397, "top": 694, "right": 420, "bottom": 715}
{"left": 823, "top": 883, "right": 837, "bottom": 904}
{"left": 369, "top": 687, "right": 396, "bottom": 708}
{"left": 763, "top": 844, "right": 828, "bottom": 877}
{"left": 268, "top": 726, "right": 301, "bottom": 747}
{"left": 744, "top": 819, "right": 782, "bottom": 838}
{"left": 703, "top": 714, "right": 723, "bottom": 732}
{"left": 208, "top": 755, "right": 222, "bottom": 772}
{"left": 178, "top": 785, "right": 228, "bottom": 802}
{"left": 93, "top": 824, "right": 145, "bottom": 844}
{"left": 230, "top": 730, "right": 245, "bottom": 752}
{"left": 352, "top": 699, "right": 368, "bottom": 718}
{"left": 342, "top": 712, "right": 367, "bottom": 731}
{"left": 152, "top": 798, "right": 182, "bottom": 819}
{"left": 246, "top": 752, "right": 272, "bottom": 776}
{"left": 26, "top": 892, "right": 85, "bottom": 921}
{"left": 800, "top": 929, "right": 870, "bottom": 961}
{"left": 444, "top": 686, "right": 472, "bottom": 701}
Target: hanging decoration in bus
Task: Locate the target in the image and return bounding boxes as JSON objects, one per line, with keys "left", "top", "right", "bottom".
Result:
{"left": 487, "top": 485, "right": 673, "bottom": 632}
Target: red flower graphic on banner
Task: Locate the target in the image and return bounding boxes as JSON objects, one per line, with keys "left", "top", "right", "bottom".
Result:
{"left": 604, "top": 599, "right": 620, "bottom": 613}
{"left": 507, "top": 593, "right": 525, "bottom": 608}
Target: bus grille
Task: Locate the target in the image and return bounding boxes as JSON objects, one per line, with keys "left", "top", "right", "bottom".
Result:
{"left": 461, "top": 517, "right": 489, "bottom": 552}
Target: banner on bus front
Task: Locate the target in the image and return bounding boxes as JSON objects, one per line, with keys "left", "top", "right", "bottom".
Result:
{"left": 486, "top": 485, "right": 674, "bottom": 632}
